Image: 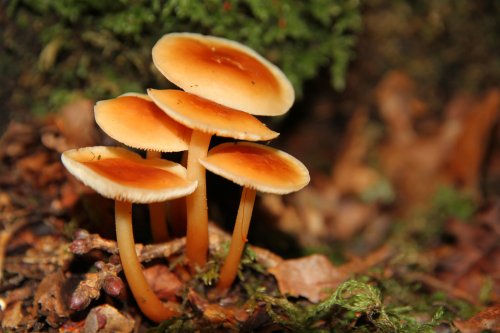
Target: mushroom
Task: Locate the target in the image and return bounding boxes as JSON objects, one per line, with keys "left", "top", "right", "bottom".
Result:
{"left": 152, "top": 32, "right": 295, "bottom": 116}
{"left": 198, "top": 142, "right": 309, "bottom": 291}
{"left": 147, "top": 89, "right": 279, "bottom": 267}
{"left": 61, "top": 146, "right": 197, "bottom": 322}
{"left": 94, "top": 93, "right": 192, "bottom": 242}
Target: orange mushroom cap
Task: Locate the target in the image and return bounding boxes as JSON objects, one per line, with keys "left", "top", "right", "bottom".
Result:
{"left": 147, "top": 89, "right": 279, "bottom": 142}
{"left": 199, "top": 142, "right": 310, "bottom": 194}
{"left": 61, "top": 146, "right": 197, "bottom": 203}
{"left": 94, "top": 93, "right": 192, "bottom": 152}
{"left": 152, "top": 32, "right": 294, "bottom": 116}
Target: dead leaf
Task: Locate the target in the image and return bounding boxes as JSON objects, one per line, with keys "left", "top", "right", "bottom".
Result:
{"left": 454, "top": 305, "right": 500, "bottom": 333}
{"left": 269, "top": 254, "right": 344, "bottom": 302}
{"left": 444, "top": 89, "right": 500, "bottom": 191}
{"left": 83, "top": 304, "right": 134, "bottom": 333}
{"left": 1, "top": 300, "right": 24, "bottom": 329}
{"left": 33, "top": 271, "right": 70, "bottom": 327}
{"left": 269, "top": 246, "right": 393, "bottom": 303}
{"left": 143, "top": 264, "right": 182, "bottom": 301}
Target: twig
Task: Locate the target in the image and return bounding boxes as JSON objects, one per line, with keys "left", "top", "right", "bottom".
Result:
{"left": 70, "top": 224, "right": 283, "bottom": 270}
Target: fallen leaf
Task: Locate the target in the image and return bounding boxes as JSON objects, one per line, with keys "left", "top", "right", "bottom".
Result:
{"left": 444, "top": 89, "right": 500, "bottom": 191}
{"left": 1, "top": 300, "right": 24, "bottom": 329}
{"left": 454, "top": 305, "right": 500, "bottom": 333}
{"left": 269, "top": 246, "right": 393, "bottom": 303}
{"left": 269, "top": 254, "right": 344, "bottom": 302}
{"left": 33, "top": 271, "right": 70, "bottom": 327}
{"left": 83, "top": 304, "right": 134, "bottom": 333}
{"left": 143, "top": 264, "right": 182, "bottom": 301}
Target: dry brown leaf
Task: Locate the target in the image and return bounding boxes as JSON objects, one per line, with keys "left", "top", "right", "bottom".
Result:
{"left": 454, "top": 305, "right": 500, "bottom": 333}
{"left": 269, "top": 246, "right": 393, "bottom": 303}
{"left": 444, "top": 89, "right": 500, "bottom": 191}
{"left": 143, "top": 264, "right": 182, "bottom": 301}
{"left": 34, "top": 271, "right": 70, "bottom": 327}
{"left": 269, "top": 254, "right": 344, "bottom": 302}
{"left": 1, "top": 300, "right": 24, "bottom": 329}
{"left": 83, "top": 304, "right": 135, "bottom": 333}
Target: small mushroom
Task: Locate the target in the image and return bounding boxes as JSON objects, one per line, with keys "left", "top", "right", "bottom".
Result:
{"left": 61, "top": 146, "right": 197, "bottom": 322}
{"left": 94, "top": 93, "right": 192, "bottom": 242}
{"left": 199, "top": 142, "right": 309, "bottom": 291}
{"left": 152, "top": 32, "right": 295, "bottom": 116}
{"left": 148, "top": 89, "right": 279, "bottom": 267}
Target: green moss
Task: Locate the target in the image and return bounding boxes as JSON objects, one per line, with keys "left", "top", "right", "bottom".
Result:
{"left": 2, "top": 0, "right": 362, "bottom": 115}
{"left": 257, "top": 279, "right": 445, "bottom": 332}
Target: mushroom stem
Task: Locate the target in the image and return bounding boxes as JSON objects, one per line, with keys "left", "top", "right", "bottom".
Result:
{"left": 217, "top": 187, "right": 257, "bottom": 291}
{"left": 146, "top": 150, "right": 169, "bottom": 243}
{"left": 185, "top": 131, "right": 212, "bottom": 267}
{"left": 115, "top": 200, "right": 180, "bottom": 322}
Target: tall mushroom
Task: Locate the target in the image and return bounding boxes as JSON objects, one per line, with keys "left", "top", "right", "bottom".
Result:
{"left": 151, "top": 32, "right": 294, "bottom": 267}
{"left": 147, "top": 89, "right": 279, "bottom": 267}
{"left": 61, "top": 146, "right": 197, "bottom": 322}
{"left": 94, "top": 93, "right": 192, "bottom": 242}
{"left": 199, "top": 142, "right": 309, "bottom": 292}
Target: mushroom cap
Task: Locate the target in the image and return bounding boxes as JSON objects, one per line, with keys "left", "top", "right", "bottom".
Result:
{"left": 199, "top": 142, "right": 310, "bottom": 194}
{"left": 61, "top": 146, "right": 197, "bottom": 203}
{"left": 94, "top": 93, "right": 191, "bottom": 152}
{"left": 147, "top": 89, "right": 279, "bottom": 141}
{"left": 152, "top": 32, "right": 294, "bottom": 116}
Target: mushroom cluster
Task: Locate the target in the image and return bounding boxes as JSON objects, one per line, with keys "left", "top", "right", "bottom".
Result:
{"left": 61, "top": 32, "right": 309, "bottom": 322}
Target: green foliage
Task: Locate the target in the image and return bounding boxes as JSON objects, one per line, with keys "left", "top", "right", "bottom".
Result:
{"left": 258, "top": 279, "right": 444, "bottom": 332}
{"left": 2, "top": 0, "right": 362, "bottom": 114}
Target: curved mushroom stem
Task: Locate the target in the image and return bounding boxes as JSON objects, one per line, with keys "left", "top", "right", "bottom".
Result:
{"left": 115, "top": 200, "right": 181, "bottom": 323}
{"left": 185, "top": 131, "right": 212, "bottom": 268}
{"left": 216, "top": 187, "right": 257, "bottom": 292}
{"left": 146, "top": 150, "right": 169, "bottom": 243}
